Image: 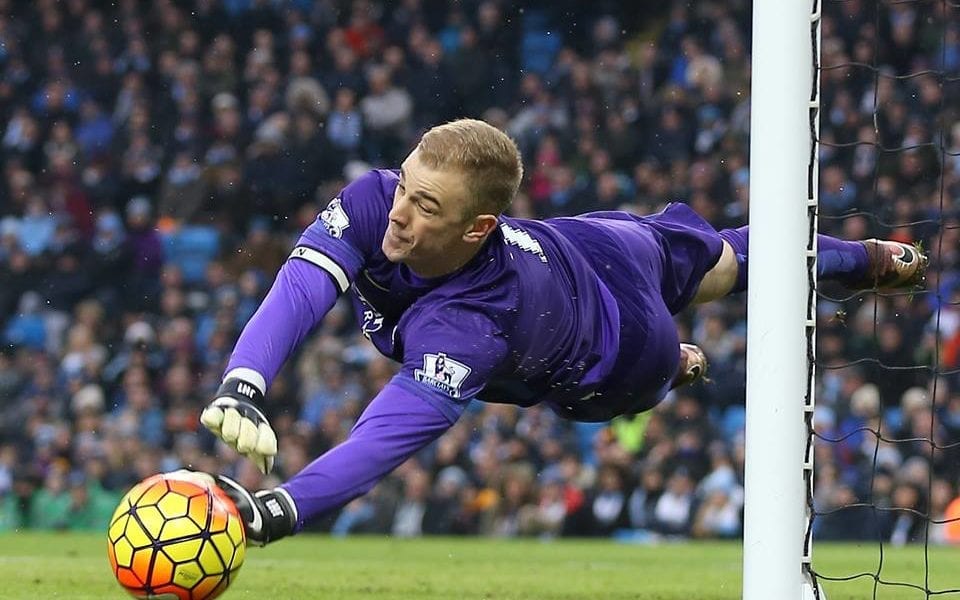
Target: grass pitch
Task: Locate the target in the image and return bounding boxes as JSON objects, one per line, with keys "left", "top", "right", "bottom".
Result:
{"left": 1, "top": 532, "right": 959, "bottom": 599}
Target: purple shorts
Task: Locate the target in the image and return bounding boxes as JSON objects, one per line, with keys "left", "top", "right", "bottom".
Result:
{"left": 549, "top": 203, "right": 724, "bottom": 420}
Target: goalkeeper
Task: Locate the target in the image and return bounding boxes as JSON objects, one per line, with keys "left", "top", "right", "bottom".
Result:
{"left": 197, "top": 118, "right": 927, "bottom": 544}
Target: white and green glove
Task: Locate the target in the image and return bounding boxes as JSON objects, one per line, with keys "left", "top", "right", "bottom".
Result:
{"left": 200, "top": 374, "right": 278, "bottom": 474}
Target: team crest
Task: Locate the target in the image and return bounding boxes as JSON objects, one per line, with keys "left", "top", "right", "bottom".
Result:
{"left": 415, "top": 352, "right": 471, "bottom": 398}
{"left": 320, "top": 197, "right": 350, "bottom": 238}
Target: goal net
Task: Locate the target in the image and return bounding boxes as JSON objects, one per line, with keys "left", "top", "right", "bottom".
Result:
{"left": 809, "top": 0, "right": 956, "bottom": 597}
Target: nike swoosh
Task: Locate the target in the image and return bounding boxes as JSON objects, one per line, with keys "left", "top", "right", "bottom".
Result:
{"left": 249, "top": 493, "right": 263, "bottom": 534}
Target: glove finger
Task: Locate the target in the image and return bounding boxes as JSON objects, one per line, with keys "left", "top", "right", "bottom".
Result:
{"left": 255, "top": 423, "right": 278, "bottom": 457}
{"left": 236, "top": 416, "right": 259, "bottom": 453}
{"left": 248, "top": 452, "right": 274, "bottom": 475}
{"left": 220, "top": 407, "right": 242, "bottom": 444}
{"left": 167, "top": 470, "right": 216, "bottom": 488}
{"left": 199, "top": 406, "right": 225, "bottom": 435}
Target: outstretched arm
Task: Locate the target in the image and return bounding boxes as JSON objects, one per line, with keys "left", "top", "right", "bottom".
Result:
{"left": 200, "top": 257, "right": 341, "bottom": 473}
{"left": 225, "top": 255, "right": 341, "bottom": 389}
{"left": 280, "top": 377, "right": 463, "bottom": 529}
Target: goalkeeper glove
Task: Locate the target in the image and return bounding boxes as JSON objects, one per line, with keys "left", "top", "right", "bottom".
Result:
{"left": 200, "top": 378, "right": 278, "bottom": 474}
{"left": 214, "top": 473, "right": 297, "bottom": 546}
{"left": 169, "top": 470, "right": 297, "bottom": 546}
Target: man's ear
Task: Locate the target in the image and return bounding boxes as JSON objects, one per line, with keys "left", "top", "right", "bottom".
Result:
{"left": 463, "top": 214, "right": 498, "bottom": 243}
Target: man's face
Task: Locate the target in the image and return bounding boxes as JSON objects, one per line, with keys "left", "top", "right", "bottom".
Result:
{"left": 382, "top": 149, "right": 477, "bottom": 275}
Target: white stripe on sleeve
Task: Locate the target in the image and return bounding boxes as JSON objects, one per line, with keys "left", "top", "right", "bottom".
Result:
{"left": 288, "top": 246, "right": 351, "bottom": 293}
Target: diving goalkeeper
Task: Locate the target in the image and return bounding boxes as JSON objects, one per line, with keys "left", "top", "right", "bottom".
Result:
{"left": 195, "top": 119, "right": 926, "bottom": 544}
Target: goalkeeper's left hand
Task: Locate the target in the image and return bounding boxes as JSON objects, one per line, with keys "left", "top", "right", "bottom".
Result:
{"left": 200, "top": 378, "right": 277, "bottom": 474}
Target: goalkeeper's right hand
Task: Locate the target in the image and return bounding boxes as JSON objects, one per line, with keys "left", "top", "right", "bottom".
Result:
{"left": 200, "top": 378, "right": 278, "bottom": 474}
{"left": 169, "top": 470, "right": 297, "bottom": 546}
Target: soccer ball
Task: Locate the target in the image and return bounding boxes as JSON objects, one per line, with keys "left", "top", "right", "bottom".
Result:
{"left": 107, "top": 472, "right": 246, "bottom": 599}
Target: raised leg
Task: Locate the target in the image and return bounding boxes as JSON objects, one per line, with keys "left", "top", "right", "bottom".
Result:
{"left": 692, "top": 241, "right": 737, "bottom": 304}
{"left": 692, "top": 226, "right": 927, "bottom": 304}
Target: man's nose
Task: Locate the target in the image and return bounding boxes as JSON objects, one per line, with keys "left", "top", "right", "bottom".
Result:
{"left": 388, "top": 208, "right": 402, "bottom": 226}
{"left": 388, "top": 200, "right": 407, "bottom": 226}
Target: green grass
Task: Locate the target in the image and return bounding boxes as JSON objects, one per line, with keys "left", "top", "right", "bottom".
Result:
{"left": 1, "top": 532, "right": 959, "bottom": 599}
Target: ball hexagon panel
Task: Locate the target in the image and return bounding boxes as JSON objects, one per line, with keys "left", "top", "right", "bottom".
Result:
{"left": 113, "top": 536, "right": 135, "bottom": 569}
{"left": 186, "top": 493, "right": 212, "bottom": 526}
{"left": 156, "top": 489, "right": 190, "bottom": 519}
{"left": 172, "top": 559, "right": 205, "bottom": 590}
{"left": 210, "top": 531, "right": 239, "bottom": 570}
{"left": 191, "top": 573, "right": 227, "bottom": 600}
{"left": 197, "top": 539, "right": 226, "bottom": 575}
{"left": 159, "top": 515, "right": 204, "bottom": 541}
{"left": 225, "top": 515, "right": 244, "bottom": 548}
{"left": 115, "top": 564, "right": 145, "bottom": 590}
{"left": 130, "top": 547, "right": 154, "bottom": 583}
{"left": 134, "top": 504, "right": 165, "bottom": 540}
{"left": 124, "top": 514, "right": 154, "bottom": 549}
{"left": 137, "top": 480, "right": 169, "bottom": 506}
{"left": 150, "top": 550, "right": 176, "bottom": 589}
{"left": 162, "top": 538, "right": 203, "bottom": 564}
{"left": 109, "top": 513, "right": 129, "bottom": 543}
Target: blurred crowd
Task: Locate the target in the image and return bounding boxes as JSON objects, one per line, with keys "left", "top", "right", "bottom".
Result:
{"left": 1, "top": 0, "right": 960, "bottom": 544}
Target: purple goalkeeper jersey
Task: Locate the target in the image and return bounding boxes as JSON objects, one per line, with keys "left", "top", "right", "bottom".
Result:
{"left": 275, "top": 168, "right": 728, "bottom": 421}
{"left": 294, "top": 169, "right": 625, "bottom": 417}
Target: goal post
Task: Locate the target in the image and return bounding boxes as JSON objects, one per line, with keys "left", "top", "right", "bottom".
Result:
{"left": 743, "top": 0, "right": 820, "bottom": 598}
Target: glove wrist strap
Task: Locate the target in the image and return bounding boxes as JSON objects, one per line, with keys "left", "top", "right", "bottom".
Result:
{"left": 255, "top": 488, "right": 298, "bottom": 543}
{"left": 217, "top": 378, "right": 265, "bottom": 406}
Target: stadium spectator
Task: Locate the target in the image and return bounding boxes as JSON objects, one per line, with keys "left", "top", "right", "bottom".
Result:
{"left": 691, "top": 489, "right": 741, "bottom": 539}
{"left": 652, "top": 468, "right": 697, "bottom": 536}
{"left": 359, "top": 64, "right": 413, "bottom": 164}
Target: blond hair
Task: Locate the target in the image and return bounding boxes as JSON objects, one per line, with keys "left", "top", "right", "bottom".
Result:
{"left": 416, "top": 118, "right": 523, "bottom": 217}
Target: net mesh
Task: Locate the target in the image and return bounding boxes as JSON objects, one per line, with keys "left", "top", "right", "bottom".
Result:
{"left": 808, "top": 0, "right": 957, "bottom": 596}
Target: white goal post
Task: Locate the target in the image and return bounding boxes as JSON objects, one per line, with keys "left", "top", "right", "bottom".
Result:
{"left": 743, "top": 0, "right": 821, "bottom": 598}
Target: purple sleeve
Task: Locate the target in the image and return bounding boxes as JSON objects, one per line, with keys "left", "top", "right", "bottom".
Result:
{"left": 224, "top": 170, "right": 394, "bottom": 389}
{"left": 279, "top": 378, "right": 460, "bottom": 527}
{"left": 224, "top": 257, "right": 338, "bottom": 388}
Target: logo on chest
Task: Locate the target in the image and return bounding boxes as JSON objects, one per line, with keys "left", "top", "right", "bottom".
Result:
{"left": 415, "top": 352, "right": 472, "bottom": 398}
{"left": 353, "top": 286, "right": 385, "bottom": 338}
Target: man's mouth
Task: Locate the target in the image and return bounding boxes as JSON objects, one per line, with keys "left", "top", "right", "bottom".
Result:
{"left": 388, "top": 228, "right": 409, "bottom": 244}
